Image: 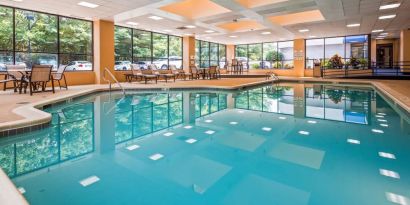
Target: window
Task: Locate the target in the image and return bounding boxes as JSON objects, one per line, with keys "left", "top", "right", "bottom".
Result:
{"left": 219, "top": 45, "right": 226, "bottom": 68}
{"left": 195, "top": 93, "right": 227, "bottom": 118}
{"left": 200, "top": 41, "right": 210, "bottom": 68}
{"left": 153, "top": 33, "right": 168, "bottom": 69}
{"left": 133, "top": 30, "right": 151, "bottom": 69}
{"left": 305, "top": 39, "right": 324, "bottom": 69}
{"left": 15, "top": 9, "right": 58, "bottom": 69}
{"left": 59, "top": 17, "right": 93, "bottom": 69}
{"left": 169, "top": 36, "right": 183, "bottom": 69}
{"left": 278, "top": 41, "right": 294, "bottom": 69}
{"left": 305, "top": 35, "right": 369, "bottom": 69}
{"left": 195, "top": 40, "right": 226, "bottom": 68}
{"left": 263, "top": 43, "right": 278, "bottom": 69}
{"left": 235, "top": 41, "right": 293, "bottom": 69}
{"left": 114, "top": 26, "right": 132, "bottom": 62}
{"left": 114, "top": 26, "right": 183, "bottom": 70}
{"left": 0, "top": 6, "right": 93, "bottom": 72}
{"left": 248, "top": 43, "right": 262, "bottom": 69}
{"left": 0, "top": 6, "right": 13, "bottom": 71}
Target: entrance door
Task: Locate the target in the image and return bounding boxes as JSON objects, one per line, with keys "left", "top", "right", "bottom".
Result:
{"left": 376, "top": 44, "right": 393, "bottom": 68}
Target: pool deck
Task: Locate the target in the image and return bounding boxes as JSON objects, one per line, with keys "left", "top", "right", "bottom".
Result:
{"left": 1, "top": 77, "right": 410, "bottom": 132}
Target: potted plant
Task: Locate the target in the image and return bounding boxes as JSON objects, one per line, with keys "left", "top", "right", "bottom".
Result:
{"left": 329, "top": 54, "right": 344, "bottom": 69}
{"left": 349, "top": 57, "right": 360, "bottom": 69}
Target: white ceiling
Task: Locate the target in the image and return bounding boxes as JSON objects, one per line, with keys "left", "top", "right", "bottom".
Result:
{"left": 1, "top": 0, "right": 409, "bottom": 44}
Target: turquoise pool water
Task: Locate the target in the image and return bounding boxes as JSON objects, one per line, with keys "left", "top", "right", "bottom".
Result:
{"left": 1, "top": 83, "right": 410, "bottom": 205}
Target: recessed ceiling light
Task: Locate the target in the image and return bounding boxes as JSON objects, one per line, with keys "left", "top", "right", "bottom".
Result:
{"left": 372, "top": 29, "right": 384, "bottom": 33}
{"left": 380, "top": 3, "right": 401, "bottom": 10}
{"left": 376, "top": 37, "right": 384, "bottom": 40}
{"left": 205, "top": 30, "right": 215, "bottom": 33}
{"left": 185, "top": 25, "right": 196, "bottom": 29}
{"left": 261, "top": 31, "right": 271, "bottom": 35}
{"left": 279, "top": 38, "right": 285, "bottom": 40}
{"left": 309, "top": 35, "right": 317, "bottom": 38}
{"left": 379, "top": 14, "right": 396, "bottom": 19}
{"left": 183, "top": 33, "right": 193, "bottom": 36}
{"left": 149, "top": 16, "right": 163, "bottom": 20}
{"left": 77, "top": 1, "right": 99, "bottom": 8}
{"left": 229, "top": 35, "right": 237, "bottom": 38}
{"left": 12, "top": 0, "right": 23, "bottom": 2}
{"left": 380, "top": 32, "right": 389, "bottom": 36}
{"left": 126, "top": 22, "right": 138, "bottom": 26}
{"left": 299, "top": 29, "right": 309, "bottom": 33}
{"left": 347, "top": 23, "right": 360, "bottom": 27}
{"left": 163, "top": 29, "right": 172, "bottom": 32}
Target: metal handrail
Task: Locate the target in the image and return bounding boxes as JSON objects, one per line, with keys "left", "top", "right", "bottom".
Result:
{"left": 103, "top": 68, "right": 125, "bottom": 95}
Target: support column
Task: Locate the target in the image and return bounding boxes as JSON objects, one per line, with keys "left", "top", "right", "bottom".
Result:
{"left": 183, "top": 36, "right": 196, "bottom": 72}
{"left": 93, "top": 20, "right": 115, "bottom": 84}
{"left": 183, "top": 92, "right": 196, "bottom": 124}
{"left": 293, "top": 39, "right": 306, "bottom": 77}
{"left": 226, "top": 45, "right": 235, "bottom": 65}
{"left": 400, "top": 29, "right": 410, "bottom": 73}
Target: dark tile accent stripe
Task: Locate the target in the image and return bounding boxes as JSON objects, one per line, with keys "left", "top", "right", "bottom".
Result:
{"left": 0, "top": 122, "right": 51, "bottom": 138}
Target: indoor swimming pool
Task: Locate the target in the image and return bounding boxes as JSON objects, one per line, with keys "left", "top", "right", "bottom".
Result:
{"left": 0, "top": 83, "right": 409, "bottom": 205}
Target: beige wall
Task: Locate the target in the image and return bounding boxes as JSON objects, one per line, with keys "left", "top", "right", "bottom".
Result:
{"left": 371, "top": 38, "right": 400, "bottom": 63}
{"left": 183, "top": 36, "right": 196, "bottom": 72}
{"left": 226, "top": 45, "right": 235, "bottom": 65}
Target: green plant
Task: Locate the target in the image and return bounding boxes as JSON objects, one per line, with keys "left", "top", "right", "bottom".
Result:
{"left": 348, "top": 57, "right": 360, "bottom": 68}
{"left": 328, "top": 54, "right": 344, "bottom": 69}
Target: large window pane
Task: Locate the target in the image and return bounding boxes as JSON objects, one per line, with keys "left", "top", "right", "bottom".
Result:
{"left": 133, "top": 30, "right": 151, "bottom": 59}
{"left": 0, "top": 6, "right": 13, "bottom": 51}
{"left": 278, "top": 41, "right": 293, "bottom": 69}
{"left": 248, "top": 43, "right": 262, "bottom": 69}
{"left": 60, "top": 17, "right": 93, "bottom": 70}
{"left": 345, "top": 35, "right": 368, "bottom": 68}
{"left": 263, "top": 43, "right": 278, "bottom": 69}
{"left": 15, "top": 52, "right": 58, "bottom": 69}
{"left": 325, "top": 37, "right": 345, "bottom": 63}
{"left": 306, "top": 39, "right": 324, "bottom": 69}
{"left": 210, "top": 43, "right": 218, "bottom": 66}
{"left": 169, "top": 36, "right": 182, "bottom": 69}
{"left": 114, "top": 27, "right": 132, "bottom": 62}
{"left": 153, "top": 33, "right": 168, "bottom": 59}
{"left": 219, "top": 45, "right": 226, "bottom": 68}
{"left": 200, "top": 41, "right": 210, "bottom": 68}
{"left": 235, "top": 44, "right": 247, "bottom": 63}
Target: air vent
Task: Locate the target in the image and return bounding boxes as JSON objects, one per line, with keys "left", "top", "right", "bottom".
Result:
{"left": 176, "top": 26, "right": 188, "bottom": 30}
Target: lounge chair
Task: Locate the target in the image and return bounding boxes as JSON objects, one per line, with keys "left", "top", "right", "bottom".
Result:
{"left": 140, "top": 69, "right": 158, "bottom": 84}
{"left": 149, "top": 64, "right": 175, "bottom": 82}
{"left": 52, "top": 65, "right": 68, "bottom": 90}
{"left": 170, "top": 65, "right": 192, "bottom": 80}
{"left": 130, "top": 64, "right": 143, "bottom": 82}
{"left": 23, "top": 65, "right": 55, "bottom": 95}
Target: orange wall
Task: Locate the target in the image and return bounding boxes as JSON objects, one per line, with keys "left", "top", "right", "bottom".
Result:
{"left": 371, "top": 38, "right": 400, "bottom": 63}
{"left": 226, "top": 45, "right": 235, "bottom": 65}
{"left": 64, "top": 71, "right": 95, "bottom": 85}
{"left": 400, "top": 29, "right": 410, "bottom": 62}
{"left": 94, "top": 20, "right": 115, "bottom": 84}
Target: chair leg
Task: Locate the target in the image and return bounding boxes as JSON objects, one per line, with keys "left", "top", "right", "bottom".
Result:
{"left": 58, "top": 80, "right": 61, "bottom": 90}
{"left": 29, "top": 82, "right": 33, "bottom": 96}
{"left": 63, "top": 75, "right": 68, "bottom": 90}
{"left": 51, "top": 79, "right": 55, "bottom": 94}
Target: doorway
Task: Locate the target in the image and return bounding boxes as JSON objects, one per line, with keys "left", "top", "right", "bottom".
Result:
{"left": 376, "top": 44, "right": 393, "bottom": 68}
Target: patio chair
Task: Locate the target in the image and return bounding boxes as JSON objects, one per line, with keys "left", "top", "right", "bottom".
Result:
{"left": 209, "top": 66, "right": 220, "bottom": 79}
{"left": 190, "top": 66, "right": 200, "bottom": 79}
{"left": 52, "top": 65, "right": 68, "bottom": 90}
{"left": 4, "top": 65, "right": 27, "bottom": 93}
{"left": 23, "top": 65, "right": 54, "bottom": 96}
